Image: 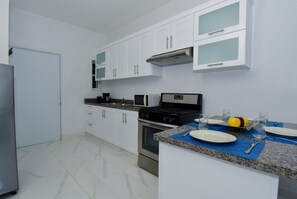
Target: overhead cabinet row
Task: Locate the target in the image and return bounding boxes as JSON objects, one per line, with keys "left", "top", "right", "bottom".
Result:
{"left": 95, "top": 0, "right": 252, "bottom": 77}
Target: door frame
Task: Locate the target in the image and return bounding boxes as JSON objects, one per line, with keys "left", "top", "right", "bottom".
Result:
{"left": 9, "top": 46, "right": 62, "bottom": 140}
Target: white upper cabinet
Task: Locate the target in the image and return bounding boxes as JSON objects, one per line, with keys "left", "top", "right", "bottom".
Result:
{"left": 193, "top": 0, "right": 252, "bottom": 72}
{"left": 127, "top": 32, "right": 162, "bottom": 78}
{"left": 116, "top": 42, "right": 128, "bottom": 78}
{"left": 108, "top": 45, "right": 118, "bottom": 79}
{"left": 96, "top": 49, "right": 108, "bottom": 66}
{"left": 194, "top": 30, "right": 249, "bottom": 72}
{"left": 194, "top": 0, "right": 247, "bottom": 41}
{"left": 152, "top": 14, "right": 194, "bottom": 55}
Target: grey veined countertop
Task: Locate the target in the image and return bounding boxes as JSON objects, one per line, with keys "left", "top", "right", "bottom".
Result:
{"left": 154, "top": 120, "right": 297, "bottom": 180}
{"left": 84, "top": 98, "right": 141, "bottom": 112}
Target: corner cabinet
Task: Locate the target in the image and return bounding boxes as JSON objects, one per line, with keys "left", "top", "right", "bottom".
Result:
{"left": 193, "top": 0, "right": 252, "bottom": 72}
{"left": 152, "top": 14, "right": 194, "bottom": 55}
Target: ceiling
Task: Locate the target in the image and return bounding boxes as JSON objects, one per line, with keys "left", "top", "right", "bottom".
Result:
{"left": 10, "top": 0, "right": 174, "bottom": 35}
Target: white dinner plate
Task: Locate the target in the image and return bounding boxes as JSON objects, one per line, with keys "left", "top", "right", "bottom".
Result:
{"left": 194, "top": 118, "right": 224, "bottom": 125}
{"left": 263, "top": 127, "right": 297, "bottom": 137}
{"left": 189, "top": 130, "right": 237, "bottom": 143}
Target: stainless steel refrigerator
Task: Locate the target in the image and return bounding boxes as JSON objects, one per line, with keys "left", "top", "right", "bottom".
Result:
{"left": 0, "top": 64, "right": 19, "bottom": 196}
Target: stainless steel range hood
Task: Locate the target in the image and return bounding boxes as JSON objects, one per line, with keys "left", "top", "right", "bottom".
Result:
{"left": 146, "top": 47, "right": 193, "bottom": 66}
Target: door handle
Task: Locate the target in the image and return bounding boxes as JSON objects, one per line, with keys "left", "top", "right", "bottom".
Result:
{"left": 122, "top": 113, "right": 125, "bottom": 123}
{"left": 125, "top": 113, "right": 127, "bottom": 123}
{"left": 137, "top": 64, "right": 139, "bottom": 75}
{"left": 170, "top": 35, "right": 173, "bottom": 48}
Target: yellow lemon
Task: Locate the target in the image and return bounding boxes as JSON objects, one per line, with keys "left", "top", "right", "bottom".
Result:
{"left": 243, "top": 117, "right": 249, "bottom": 127}
{"left": 228, "top": 117, "right": 241, "bottom": 127}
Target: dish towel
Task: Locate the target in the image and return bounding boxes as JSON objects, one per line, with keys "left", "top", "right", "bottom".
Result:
{"left": 170, "top": 130, "right": 265, "bottom": 161}
{"left": 245, "top": 121, "right": 297, "bottom": 145}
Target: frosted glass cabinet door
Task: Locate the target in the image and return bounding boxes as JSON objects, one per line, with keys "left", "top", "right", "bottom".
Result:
{"left": 96, "top": 50, "right": 108, "bottom": 65}
{"left": 194, "top": 0, "right": 247, "bottom": 41}
{"left": 95, "top": 67, "right": 106, "bottom": 80}
{"left": 193, "top": 30, "right": 247, "bottom": 71}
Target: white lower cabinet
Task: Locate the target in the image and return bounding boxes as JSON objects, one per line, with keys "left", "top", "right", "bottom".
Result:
{"left": 115, "top": 110, "right": 138, "bottom": 155}
{"left": 84, "top": 105, "right": 98, "bottom": 137}
{"left": 85, "top": 105, "right": 138, "bottom": 155}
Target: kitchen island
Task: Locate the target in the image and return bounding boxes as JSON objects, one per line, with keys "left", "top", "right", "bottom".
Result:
{"left": 154, "top": 122, "right": 297, "bottom": 199}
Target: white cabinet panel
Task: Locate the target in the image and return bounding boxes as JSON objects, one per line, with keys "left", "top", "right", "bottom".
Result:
{"left": 152, "top": 15, "right": 194, "bottom": 55}
{"left": 194, "top": 30, "right": 249, "bottom": 72}
{"left": 127, "top": 37, "right": 140, "bottom": 77}
{"left": 116, "top": 42, "right": 128, "bottom": 78}
{"left": 194, "top": 0, "right": 247, "bottom": 41}
{"left": 115, "top": 110, "right": 138, "bottom": 155}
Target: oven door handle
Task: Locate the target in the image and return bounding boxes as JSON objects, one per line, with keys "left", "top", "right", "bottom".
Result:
{"left": 138, "top": 118, "right": 178, "bottom": 128}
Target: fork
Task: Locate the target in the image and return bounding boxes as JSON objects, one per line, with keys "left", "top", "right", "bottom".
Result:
{"left": 266, "top": 135, "right": 297, "bottom": 144}
{"left": 182, "top": 130, "right": 191, "bottom": 137}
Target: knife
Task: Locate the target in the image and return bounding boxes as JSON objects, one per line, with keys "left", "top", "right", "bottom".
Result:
{"left": 245, "top": 142, "right": 258, "bottom": 154}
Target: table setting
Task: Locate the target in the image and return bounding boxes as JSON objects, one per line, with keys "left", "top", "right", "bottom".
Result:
{"left": 169, "top": 111, "right": 297, "bottom": 161}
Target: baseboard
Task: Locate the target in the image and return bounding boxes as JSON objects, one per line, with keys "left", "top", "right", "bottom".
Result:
{"left": 62, "top": 132, "right": 86, "bottom": 140}
{"left": 278, "top": 188, "right": 297, "bottom": 199}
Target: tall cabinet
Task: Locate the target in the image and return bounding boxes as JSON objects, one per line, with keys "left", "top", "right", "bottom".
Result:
{"left": 0, "top": 0, "right": 9, "bottom": 64}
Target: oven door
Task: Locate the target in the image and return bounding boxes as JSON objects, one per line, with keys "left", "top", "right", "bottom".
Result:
{"left": 138, "top": 119, "right": 177, "bottom": 161}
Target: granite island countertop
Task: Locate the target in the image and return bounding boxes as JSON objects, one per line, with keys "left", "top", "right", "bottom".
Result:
{"left": 84, "top": 98, "right": 141, "bottom": 112}
{"left": 154, "top": 121, "right": 297, "bottom": 180}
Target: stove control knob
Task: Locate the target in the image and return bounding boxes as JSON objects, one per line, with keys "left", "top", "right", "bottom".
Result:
{"left": 168, "top": 118, "right": 173, "bottom": 123}
{"left": 163, "top": 117, "right": 167, "bottom": 122}
{"left": 145, "top": 114, "right": 150, "bottom": 119}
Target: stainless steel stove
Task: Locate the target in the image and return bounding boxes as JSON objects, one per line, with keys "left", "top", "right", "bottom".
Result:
{"left": 138, "top": 93, "right": 203, "bottom": 176}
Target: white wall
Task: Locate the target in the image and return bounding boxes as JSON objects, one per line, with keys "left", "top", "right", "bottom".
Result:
{"left": 0, "top": 0, "right": 9, "bottom": 64}
{"left": 107, "top": 0, "right": 210, "bottom": 42}
{"left": 102, "top": 0, "right": 297, "bottom": 124}
{"left": 10, "top": 8, "right": 106, "bottom": 137}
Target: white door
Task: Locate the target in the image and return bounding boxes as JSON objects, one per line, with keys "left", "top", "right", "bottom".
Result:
{"left": 10, "top": 48, "right": 61, "bottom": 147}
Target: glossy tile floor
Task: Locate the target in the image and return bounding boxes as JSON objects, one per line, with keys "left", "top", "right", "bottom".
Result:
{"left": 1, "top": 135, "right": 158, "bottom": 199}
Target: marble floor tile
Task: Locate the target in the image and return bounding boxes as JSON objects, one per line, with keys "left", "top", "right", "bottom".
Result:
{"left": 0, "top": 135, "right": 159, "bottom": 199}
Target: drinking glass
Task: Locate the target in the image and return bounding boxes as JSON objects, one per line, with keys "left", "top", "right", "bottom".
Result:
{"left": 198, "top": 116, "right": 208, "bottom": 130}
{"left": 222, "top": 109, "right": 231, "bottom": 122}
{"left": 252, "top": 119, "right": 266, "bottom": 139}
{"left": 259, "top": 112, "right": 268, "bottom": 126}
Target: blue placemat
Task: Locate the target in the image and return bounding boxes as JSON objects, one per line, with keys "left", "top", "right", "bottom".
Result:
{"left": 170, "top": 130, "right": 265, "bottom": 161}
{"left": 245, "top": 121, "right": 297, "bottom": 145}
{"left": 185, "top": 122, "right": 229, "bottom": 132}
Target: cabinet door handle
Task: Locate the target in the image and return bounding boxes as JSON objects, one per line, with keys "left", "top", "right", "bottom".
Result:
{"left": 137, "top": 64, "right": 139, "bottom": 75}
{"left": 122, "top": 113, "right": 125, "bottom": 123}
{"left": 207, "top": 62, "right": 224, "bottom": 67}
{"left": 88, "top": 123, "right": 92, "bottom": 126}
{"left": 170, "top": 35, "right": 173, "bottom": 48}
{"left": 115, "top": 69, "right": 117, "bottom": 77}
{"left": 166, "top": 37, "right": 169, "bottom": 49}
{"left": 125, "top": 113, "right": 127, "bottom": 123}
{"left": 134, "top": 65, "right": 136, "bottom": 75}
{"left": 208, "top": 29, "right": 225, "bottom": 35}
{"left": 102, "top": 110, "right": 104, "bottom": 118}
{"left": 88, "top": 113, "right": 92, "bottom": 115}
{"left": 104, "top": 110, "right": 106, "bottom": 118}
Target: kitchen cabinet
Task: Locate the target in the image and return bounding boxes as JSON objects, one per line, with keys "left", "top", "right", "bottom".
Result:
{"left": 115, "top": 110, "right": 138, "bottom": 154}
{"left": 152, "top": 14, "right": 193, "bottom": 55}
{"left": 97, "top": 107, "right": 117, "bottom": 144}
{"left": 85, "top": 105, "right": 138, "bottom": 155}
{"left": 84, "top": 105, "right": 98, "bottom": 137}
{"left": 127, "top": 32, "right": 162, "bottom": 78}
{"left": 95, "top": 66, "right": 106, "bottom": 80}
{"left": 108, "top": 45, "right": 117, "bottom": 79}
{"left": 193, "top": 0, "right": 252, "bottom": 72}
{"left": 96, "top": 49, "right": 108, "bottom": 66}
{"left": 194, "top": 0, "right": 247, "bottom": 41}
{"left": 115, "top": 42, "right": 128, "bottom": 79}
{"left": 193, "top": 30, "right": 250, "bottom": 71}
